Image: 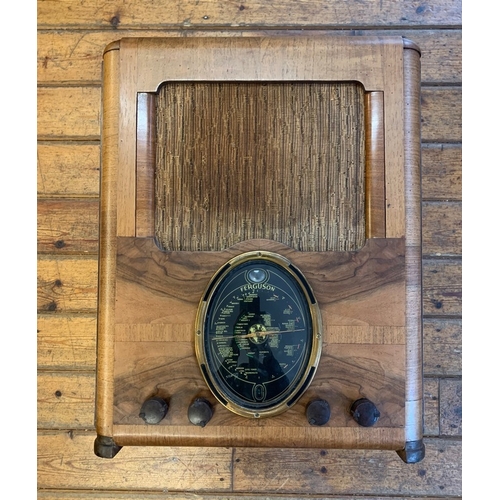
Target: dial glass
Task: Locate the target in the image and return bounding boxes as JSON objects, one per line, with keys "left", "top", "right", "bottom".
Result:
{"left": 196, "top": 251, "right": 322, "bottom": 418}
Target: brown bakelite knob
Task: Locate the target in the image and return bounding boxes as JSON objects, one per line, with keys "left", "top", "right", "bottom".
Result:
{"left": 188, "top": 398, "right": 213, "bottom": 427}
{"left": 350, "top": 398, "right": 380, "bottom": 427}
{"left": 139, "top": 397, "right": 169, "bottom": 424}
{"left": 306, "top": 399, "right": 331, "bottom": 426}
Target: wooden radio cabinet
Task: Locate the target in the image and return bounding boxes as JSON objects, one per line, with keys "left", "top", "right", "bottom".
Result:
{"left": 95, "top": 36, "right": 424, "bottom": 463}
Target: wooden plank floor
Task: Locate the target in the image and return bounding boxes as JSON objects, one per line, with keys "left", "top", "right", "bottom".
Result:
{"left": 37, "top": 1, "right": 462, "bottom": 498}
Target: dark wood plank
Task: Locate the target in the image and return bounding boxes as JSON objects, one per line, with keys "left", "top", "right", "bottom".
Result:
{"left": 422, "top": 260, "right": 461, "bottom": 316}
{"left": 38, "top": 372, "right": 95, "bottom": 429}
{"left": 422, "top": 201, "right": 461, "bottom": 257}
{"left": 422, "top": 144, "right": 462, "bottom": 201}
{"left": 38, "top": 143, "right": 100, "bottom": 197}
{"left": 423, "top": 318, "right": 461, "bottom": 376}
{"left": 37, "top": 432, "right": 460, "bottom": 495}
{"left": 37, "top": 87, "right": 101, "bottom": 139}
{"left": 423, "top": 378, "right": 439, "bottom": 436}
{"left": 421, "top": 87, "right": 462, "bottom": 143}
{"left": 37, "top": 432, "right": 232, "bottom": 491}
{"left": 37, "top": 314, "right": 97, "bottom": 370}
{"left": 232, "top": 438, "right": 461, "bottom": 496}
{"left": 136, "top": 93, "right": 156, "bottom": 238}
{"left": 439, "top": 378, "right": 462, "bottom": 436}
{"left": 37, "top": 492, "right": 454, "bottom": 500}
{"left": 37, "top": 0, "right": 462, "bottom": 28}
{"left": 37, "top": 257, "right": 98, "bottom": 313}
{"left": 37, "top": 199, "right": 99, "bottom": 254}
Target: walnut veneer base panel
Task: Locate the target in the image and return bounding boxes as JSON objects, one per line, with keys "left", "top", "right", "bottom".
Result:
{"left": 112, "top": 237, "right": 405, "bottom": 449}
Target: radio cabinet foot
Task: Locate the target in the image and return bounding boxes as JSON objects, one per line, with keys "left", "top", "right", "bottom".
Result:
{"left": 396, "top": 439, "right": 425, "bottom": 463}
{"left": 94, "top": 435, "right": 122, "bottom": 459}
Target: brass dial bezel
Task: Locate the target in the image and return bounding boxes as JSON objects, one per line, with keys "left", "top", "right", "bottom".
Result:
{"left": 195, "top": 250, "right": 322, "bottom": 419}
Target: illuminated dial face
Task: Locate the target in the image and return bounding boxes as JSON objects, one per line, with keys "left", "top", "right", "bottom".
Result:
{"left": 196, "top": 251, "right": 322, "bottom": 418}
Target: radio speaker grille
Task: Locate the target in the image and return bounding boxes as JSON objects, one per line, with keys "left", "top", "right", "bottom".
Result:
{"left": 155, "top": 82, "right": 366, "bottom": 251}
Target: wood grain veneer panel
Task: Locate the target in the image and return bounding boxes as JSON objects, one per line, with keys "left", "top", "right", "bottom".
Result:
{"left": 403, "top": 43, "right": 423, "bottom": 443}
{"left": 136, "top": 93, "right": 156, "bottom": 237}
{"left": 96, "top": 43, "right": 120, "bottom": 436}
{"left": 111, "top": 425, "right": 405, "bottom": 449}
{"left": 117, "top": 39, "right": 139, "bottom": 236}
{"left": 110, "top": 236, "right": 406, "bottom": 447}
{"left": 114, "top": 37, "right": 406, "bottom": 239}
{"left": 365, "top": 91, "right": 385, "bottom": 238}
{"left": 111, "top": 340, "right": 405, "bottom": 449}
{"left": 154, "top": 82, "right": 365, "bottom": 252}
{"left": 113, "top": 237, "right": 405, "bottom": 327}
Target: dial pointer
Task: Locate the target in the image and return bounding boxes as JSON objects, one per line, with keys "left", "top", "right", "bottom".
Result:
{"left": 211, "top": 328, "right": 305, "bottom": 340}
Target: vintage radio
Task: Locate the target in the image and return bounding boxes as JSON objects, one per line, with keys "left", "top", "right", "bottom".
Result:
{"left": 95, "top": 36, "right": 424, "bottom": 463}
